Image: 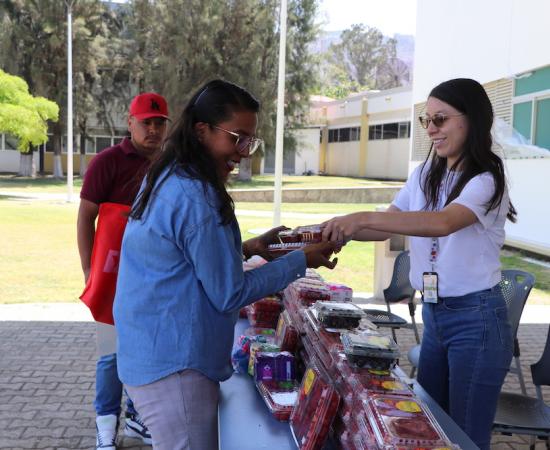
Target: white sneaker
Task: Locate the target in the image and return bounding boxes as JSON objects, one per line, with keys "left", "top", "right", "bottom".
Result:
{"left": 96, "top": 414, "right": 118, "bottom": 450}
{"left": 124, "top": 412, "right": 153, "bottom": 445}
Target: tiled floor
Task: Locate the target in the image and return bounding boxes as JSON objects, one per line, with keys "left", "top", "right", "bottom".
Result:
{"left": 0, "top": 320, "right": 548, "bottom": 449}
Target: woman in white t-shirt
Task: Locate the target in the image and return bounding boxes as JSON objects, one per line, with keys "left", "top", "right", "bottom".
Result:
{"left": 322, "top": 78, "right": 516, "bottom": 450}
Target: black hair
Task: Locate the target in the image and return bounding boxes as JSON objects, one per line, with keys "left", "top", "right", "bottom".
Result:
{"left": 420, "top": 78, "right": 517, "bottom": 222}
{"left": 131, "top": 79, "right": 260, "bottom": 224}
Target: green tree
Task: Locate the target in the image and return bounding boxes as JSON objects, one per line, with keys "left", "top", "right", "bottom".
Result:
{"left": 124, "top": 0, "right": 320, "bottom": 181}
{"left": 0, "top": 69, "right": 59, "bottom": 176}
{"left": 0, "top": 0, "right": 116, "bottom": 178}
{"left": 316, "top": 24, "right": 401, "bottom": 98}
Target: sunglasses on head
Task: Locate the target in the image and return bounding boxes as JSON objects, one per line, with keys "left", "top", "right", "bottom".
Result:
{"left": 212, "top": 125, "right": 263, "bottom": 156}
{"left": 418, "top": 113, "right": 464, "bottom": 129}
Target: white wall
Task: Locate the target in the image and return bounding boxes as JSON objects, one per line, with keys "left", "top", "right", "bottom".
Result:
{"left": 0, "top": 150, "right": 39, "bottom": 173}
{"left": 413, "top": 0, "right": 550, "bottom": 103}
{"left": 505, "top": 159, "right": 550, "bottom": 256}
{"left": 365, "top": 139, "right": 410, "bottom": 180}
{"left": 294, "top": 128, "right": 320, "bottom": 175}
{"left": 326, "top": 143, "right": 361, "bottom": 177}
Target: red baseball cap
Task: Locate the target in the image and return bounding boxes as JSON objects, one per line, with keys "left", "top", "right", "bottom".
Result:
{"left": 129, "top": 93, "right": 169, "bottom": 120}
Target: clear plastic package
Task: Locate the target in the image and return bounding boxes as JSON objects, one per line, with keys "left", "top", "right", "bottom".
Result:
{"left": 275, "top": 310, "right": 299, "bottom": 353}
{"left": 256, "top": 379, "right": 300, "bottom": 422}
{"left": 350, "top": 372, "right": 413, "bottom": 397}
{"left": 243, "top": 327, "right": 276, "bottom": 342}
{"left": 365, "top": 395, "right": 454, "bottom": 449}
{"left": 341, "top": 331, "right": 400, "bottom": 370}
{"left": 277, "top": 225, "right": 323, "bottom": 244}
{"left": 254, "top": 351, "right": 295, "bottom": 382}
{"left": 313, "top": 301, "right": 365, "bottom": 329}
{"left": 290, "top": 362, "right": 341, "bottom": 450}
{"left": 325, "top": 282, "right": 353, "bottom": 302}
{"left": 248, "top": 341, "right": 280, "bottom": 376}
{"left": 246, "top": 296, "right": 283, "bottom": 328}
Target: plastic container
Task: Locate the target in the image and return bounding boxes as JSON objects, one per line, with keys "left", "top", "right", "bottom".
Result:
{"left": 291, "top": 279, "right": 331, "bottom": 304}
{"left": 246, "top": 296, "right": 283, "bottom": 328}
{"left": 364, "top": 395, "right": 453, "bottom": 449}
{"left": 290, "top": 363, "right": 341, "bottom": 450}
{"left": 248, "top": 341, "right": 280, "bottom": 376}
{"left": 243, "top": 327, "right": 276, "bottom": 342}
{"left": 275, "top": 311, "right": 299, "bottom": 353}
{"left": 254, "top": 351, "right": 295, "bottom": 382}
{"left": 277, "top": 225, "right": 323, "bottom": 244}
{"left": 350, "top": 372, "right": 413, "bottom": 397}
{"left": 325, "top": 282, "right": 353, "bottom": 302}
{"left": 313, "top": 301, "right": 365, "bottom": 329}
{"left": 256, "top": 379, "right": 300, "bottom": 421}
{"left": 341, "top": 331, "right": 400, "bottom": 370}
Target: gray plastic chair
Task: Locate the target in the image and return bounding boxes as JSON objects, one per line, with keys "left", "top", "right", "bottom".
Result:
{"left": 407, "top": 269, "right": 535, "bottom": 383}
{"left": 493, "top": 323, "right": 550, "bottom": 449}
{"left": 363, "top": 250, "right": 420, "bottom": 344}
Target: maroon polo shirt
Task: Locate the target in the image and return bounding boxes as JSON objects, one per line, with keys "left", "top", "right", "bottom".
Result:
{"left": 80, "top": 137, "right": 151, "bottom": 206}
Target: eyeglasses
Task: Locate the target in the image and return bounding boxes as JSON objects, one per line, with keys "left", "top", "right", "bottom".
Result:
{"left": 212, "top": 125, "right": 263, "bottom": 156}
{"left": 418, "top": 113, "right": 464, "bottom": 129}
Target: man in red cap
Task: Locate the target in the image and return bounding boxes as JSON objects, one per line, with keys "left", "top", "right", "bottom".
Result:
{"left": 77, "top": 93, "right": 169, "bottom": 449}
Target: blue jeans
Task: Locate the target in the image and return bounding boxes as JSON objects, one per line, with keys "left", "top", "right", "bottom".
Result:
{"left": 95, "top": 353, "right": 136, "bottom": 417}
{"left": 417, "top": 285, "right": 513, "bottom": 450}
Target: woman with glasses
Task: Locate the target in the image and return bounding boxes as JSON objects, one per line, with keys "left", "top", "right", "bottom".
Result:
{"left": 113, "top": 79, "right": 337, "bottom": 449}
{"left": 322, "top": 78, "right": 515, "bottom": 450}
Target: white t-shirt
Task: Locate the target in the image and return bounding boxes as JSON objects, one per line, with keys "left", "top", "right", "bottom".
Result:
{"left": 392, "top": 165, "right": 509, "bottom": 297}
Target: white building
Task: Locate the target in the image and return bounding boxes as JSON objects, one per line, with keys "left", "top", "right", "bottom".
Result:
{"left": 413, "top": 0, "right": 550, "bottom": 257}
{"left": 262, "top": 87, "right": 413, "bottom": 181}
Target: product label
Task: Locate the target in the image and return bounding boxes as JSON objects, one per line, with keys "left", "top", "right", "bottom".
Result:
{"left": 396, "top": 400, "right": 421, "bottom": 413}
{"left": 381, "top": 381, "right": 403, "bottom": 391}
{"left": 303, "top": 368, "right": 315, "bottom": 395}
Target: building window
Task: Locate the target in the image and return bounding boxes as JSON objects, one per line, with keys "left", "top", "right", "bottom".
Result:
{"left": 512, "top": 65, "right": 550, "bottom": 151}
{"left": 382, "top": 123, "right": 398, "bottom": 139}
{"left": 1, "top": 134, "right": 19, "bottom": 151}
{"left": 398, "top": 122, "right": 411, "bottom": 138}
{"left": 96, "top": 137, "right": 113, "bottom": 153}
{"left": 339, "top": 127, "right": 351, "bottom": 142}
{"left": 369, "top": 122, "right": 411, "bottom": 141}
{"left": 368, "top": 124, "right": 383, "bottom": 140}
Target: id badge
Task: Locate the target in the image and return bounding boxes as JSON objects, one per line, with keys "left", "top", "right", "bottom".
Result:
{"left": 422, "top": 272, "right": 439, "bottom": 303}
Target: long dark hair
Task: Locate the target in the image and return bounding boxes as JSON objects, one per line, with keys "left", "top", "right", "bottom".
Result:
{"left": 420, "top": 78, "right": 517, "bottom": 222}
{"left": 131, "top": 79, "right": 260, "bottom": 224}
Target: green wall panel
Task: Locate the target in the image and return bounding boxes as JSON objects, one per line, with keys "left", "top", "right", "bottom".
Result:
{"left": 515, "top": 66, "right": 550, "bottom": 96}
{"left": 513, "top": 101, "right": 532, "bottom": 141}
{"left": 535, "top": 98, "right": 550, "bottom": 151}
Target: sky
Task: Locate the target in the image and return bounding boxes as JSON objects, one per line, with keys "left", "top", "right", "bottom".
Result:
{"left": 106, "top": 0, "right": 417, "bottom": 37}
{"left": 317, "top": 0, "right": 417, "bottom": 36}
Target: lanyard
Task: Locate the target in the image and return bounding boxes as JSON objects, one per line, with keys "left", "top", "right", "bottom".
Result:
{"left": 429, "top": 237, "right": 439, "bottom": 272}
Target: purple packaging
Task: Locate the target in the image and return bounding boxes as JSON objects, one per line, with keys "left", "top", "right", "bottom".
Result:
{"left": 254, "top": 352, "right": 295, "bottom": 382}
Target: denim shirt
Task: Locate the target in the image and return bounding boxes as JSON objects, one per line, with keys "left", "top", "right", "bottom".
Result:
{"left": 113, "top": 167, "right": 306, "bottom": 386}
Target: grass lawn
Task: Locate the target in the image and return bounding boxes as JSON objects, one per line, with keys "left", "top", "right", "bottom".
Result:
{"left": 2, "top": 198, "right": 550, "bottom": 305}
{"left": 229, "top": 174, "right": 403, "bottom": 190}
{"left": 0, "top": 174, "right": 84, "bottom": 193}
{"left": 236, "top": 202, "right": 383, "bottom": 214}
{"left": 0, "top": 173, "right": 401, "bottom": 194}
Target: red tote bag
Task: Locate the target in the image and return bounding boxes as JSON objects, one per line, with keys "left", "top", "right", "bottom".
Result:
{"left": 80, "top": 202, "right": 131, "bottom": 325}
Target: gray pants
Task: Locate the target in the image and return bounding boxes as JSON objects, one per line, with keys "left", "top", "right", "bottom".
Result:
{"left": 126, "top": 370, "right": 220, "bottom": 450}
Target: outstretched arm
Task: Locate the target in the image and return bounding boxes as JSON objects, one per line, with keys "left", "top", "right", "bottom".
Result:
{"left": 323, "top": 203, "right": 478, "bottom": 242}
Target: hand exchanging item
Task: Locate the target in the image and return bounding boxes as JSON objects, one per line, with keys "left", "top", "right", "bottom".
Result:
{"left": 302, "top": 241, "right": 339, "bottom": 269}
{"left": 321, "top": 212, "right": 365, "bottom": 243}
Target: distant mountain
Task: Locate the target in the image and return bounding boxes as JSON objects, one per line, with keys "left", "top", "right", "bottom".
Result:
{"left": 393, "top": 33, "right": 415, "bottom": 66}
{"left": 311, "top": 30, "right": 415, "bottom": 76}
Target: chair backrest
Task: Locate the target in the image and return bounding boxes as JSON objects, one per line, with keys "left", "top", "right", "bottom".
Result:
{"left": 383, "top": 250, "right": 415, "bottom": 304}
{"left": 531, "top": 323, "right": 550, "bottom": 388}
{"left": 499, "top": 269, "right": 535, "bottom": 338}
